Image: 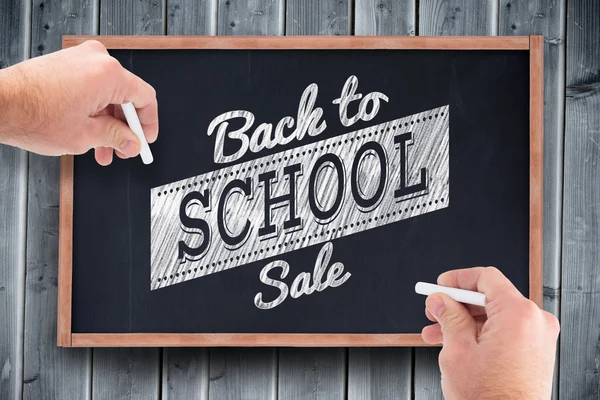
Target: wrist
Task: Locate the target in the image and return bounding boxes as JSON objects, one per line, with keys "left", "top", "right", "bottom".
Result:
{"left": 0, "top": 67, "right": 19, "bottom": 145}
{"left": 0, "top": 64, "right": 36, "bottom": 148}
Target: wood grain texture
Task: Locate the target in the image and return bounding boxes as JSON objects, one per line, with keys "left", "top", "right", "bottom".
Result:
{"left": 72, "top": 333, "right": 428, "bottom": 346}
{"left": 355, "top": 0, "right": 416, "bottom": 36}
{"left": 57, "top": 156, "right": 73, "bottom": 346}
{"left": 91, "top": 3, "right": 163, "bottom": 400}
{"left": 162, "top": 348, "right": 208, "bottom": 400}
{"left": 208, "top": 349, "right": 276, "bottom": 400}
{"left": 23, "top": 2, "right": 94, "bottom": 399}
{"left": 217, "top": 0, "right": 284, "bottom": 36}
{"left": 0, "top": 145, "right": 27, "bottom": 400}
{"left": 415, "top": 2, "right": 499, "bottom": 397}
{"left": 63, "top": 35, "right": 531, "bottom": 49}
{"left": 414, "top": 348, "right": 441, "bottom": 400}
{"left": 278, "top": 349, "right": 346, "bottom": 400}
{"left": 347, "top": 348, "right": 412, "bottom": 400}
{"left": 419, "top": 0, "right": 498, "bottom": 36}
{"left": 529, "top": 35, "right": 544, "bottom": 309}
{"left": 499, "top": 0, "right": 566, "bottom": 321}
{"left": 167, "top": 0, "right": 216, "bottom": 35}
{"left": 92, "top": 348, "right": 160, "bottom": 400}
{"left": 100, "top": 0, "right": 164, "bottom": 35}
{"left": 286, "top": 0, "right": 351, "bottom": 35}
{"left": 560, "top": 0, "right": 600, "bottom": 398}
{"left": 0, "top": 1, "right": 28, "bottom": 399}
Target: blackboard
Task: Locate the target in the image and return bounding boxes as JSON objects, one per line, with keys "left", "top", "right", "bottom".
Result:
{"left": 58, "top": 36, "right": 543, "bottom": 347}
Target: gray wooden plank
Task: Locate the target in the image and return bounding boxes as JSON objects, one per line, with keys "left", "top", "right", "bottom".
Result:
{"left": 277, "top": 4, "right": 350, "bottom": 400}
{"left": 414, "top": 348, "right": 441, "bottom": 400}
{"left": 419, "top": 0, "right": 498, "bottom": 36}
{"left": 92, "top": 2, "right": 163, "bottom": 399}
{"left": 286, "top": 0, "right": 351, "bottom": 35}
{"left": 348, "top": 348, "right": 412, "bottom": 400}
{"left": 217, "top": 0, "right": 284, "bottom": 36}
{"left": 162, "top": 4, "right": 215, "bottom": 399}
{"left": 22, "top": 2, "right": 95, "bottom": 400}
{"left": 355, "top": 0, "right": 416, "bottom": 36}
{"left": 499, "top": 2, "right": 566, "bottom": 398}
{"left": 92, "top": 348, "right": 160, "bottom": 400}
{"left": 209, "top": 348, "right": 277, "bottom": 400}
{"left": 0, "top": 148, "right": 27, "bottom": 400}
{"left": 278, "top": 348, "right": 346, "bottom": 400}
{"left": 560, "top": 1, "right": 600, "bottom": 398}
{"left": 162, "top": 349, "right": 209, "bottom": 400}
{"left": 0, "top": 1, "right": 29, "bottom": 399}
{"left": 414, "top": 2, "right": 498, "bottom": 398}
{"left": 167, "top": 0, "right": 217, "bottom": 35}
{"left": 0, "top": 146, "right": 26, "bottom": 400}
{"left": 100, "top": 0, "right": 165, "bottom": 35}
{"left": 350, "top": 3, "right": 415, "bottom": 399}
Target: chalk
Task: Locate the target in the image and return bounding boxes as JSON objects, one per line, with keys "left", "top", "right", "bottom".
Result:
{"left": 415, "top": 282, "right": 486, "bottom": 307}
{"left": 121, "top": 102, "right": 153, "bottom": 165}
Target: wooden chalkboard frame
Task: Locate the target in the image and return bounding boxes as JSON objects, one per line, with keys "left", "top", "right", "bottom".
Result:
{"left": 58, "top": 36, "right": 543, "bottom": 347}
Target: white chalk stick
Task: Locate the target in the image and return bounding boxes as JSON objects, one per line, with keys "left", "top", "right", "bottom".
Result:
{"left": 415, "top": 282, "right": 486, "bottom": 307}
{"left": 121, "top": 102, "right": 153, "bottom": 165}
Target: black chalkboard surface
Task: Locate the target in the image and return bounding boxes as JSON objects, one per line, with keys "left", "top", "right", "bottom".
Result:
{"left": 58, "top": 36, "right": 543, "bottom": 347}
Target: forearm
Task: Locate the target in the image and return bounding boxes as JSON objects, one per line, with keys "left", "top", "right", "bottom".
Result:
{"left": 0, "top": 67, "right": 14, "bottom": 144}
{"left": 0, "top": 66, "right": 24, "bottom": 146}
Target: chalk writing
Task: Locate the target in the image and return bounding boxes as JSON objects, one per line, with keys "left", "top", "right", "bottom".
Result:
{"left": 149, "top": 76, "right": 450, "bottom": 298}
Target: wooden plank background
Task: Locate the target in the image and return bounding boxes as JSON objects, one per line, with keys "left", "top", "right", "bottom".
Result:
{"left": 0, "top": 0, "right": 595, "bottom": 398}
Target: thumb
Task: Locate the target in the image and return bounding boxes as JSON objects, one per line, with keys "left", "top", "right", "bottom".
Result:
{"left": 91, "top": 115, "right": 141, "bottom": 157}
{"left": 426, "top": 293, "right": 477, "bottom": 346}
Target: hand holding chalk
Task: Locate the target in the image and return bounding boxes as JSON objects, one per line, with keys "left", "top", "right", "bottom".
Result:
{"left": 418, "top": 267, "right": 559, "bottom": 400}
{"left": 121, "top": 102, "right": 154, "bottom": 164}
{"left": 0, "top": 42, "right": 158, "bottom": 166}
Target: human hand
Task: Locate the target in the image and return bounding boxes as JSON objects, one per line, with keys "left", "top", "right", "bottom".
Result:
{"left": 421, "top": 267, "right": 559, "bottom": 400}
{"left": 0, "top": 40, "right": 158, "bottom": 165}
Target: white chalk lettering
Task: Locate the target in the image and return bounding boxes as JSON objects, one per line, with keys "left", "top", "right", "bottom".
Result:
{"left": 332, "top": 75, "right": 389, "bottom": 127}
{"left": 254, "top": 242, "right": 351, "bottom": 310}
{"left": 208, "top": 83, "right": 326, "bottom": 164}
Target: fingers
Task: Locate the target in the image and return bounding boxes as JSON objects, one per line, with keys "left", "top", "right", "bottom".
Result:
{"left": 543, "top": 311, "right": 561, "bottom": 338}
{"left": 95, "top": 147, "right": 113, "bottom": 166}
{"left": 422, "top": 315, "right": 487, "bottom": 345}
{"left": 438, "top": 267, "right": 524, "bottom": 308}
{"left": 426, "top": 307, "right": 436, "bottom": 322}
{"left": 135, "top": 100, "right": 159, "bottom": 144}
{"left": 117, "top": 69, "right": 159, "bottom": 143}
{"left": 89, "top": 115, "right": 141, "bottom": 157}
{"left": 422, "top": 323, "right": 443, "bottom": 344}
{"left": 427, "top": 303, "right": 485, "bottom": 322}
{"left": 83, "top": 40, "right": 158, "bottom": 151}
{"left": 94, "top": 147, "right": 132, "bottom": 166}
{"left": 426, "top": 293, "right": 477, "bottom": 347}
{"left": 81, "top": 39, "right": 109, "bottom": 55}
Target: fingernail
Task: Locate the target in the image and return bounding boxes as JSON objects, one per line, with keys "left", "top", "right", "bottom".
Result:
{"left": 426, "top": 296, "right": 445, "bottom": 318}
{"left": 120, "top": 140, "right": 140, "bottom": 157}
